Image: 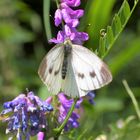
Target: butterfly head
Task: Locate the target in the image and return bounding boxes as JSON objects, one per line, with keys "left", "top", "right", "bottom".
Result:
{"left": 63, "top": 39, "right": 72, "bottom": 55}
{"left": 64, "top": 39, "right": 72, "bottom": 46}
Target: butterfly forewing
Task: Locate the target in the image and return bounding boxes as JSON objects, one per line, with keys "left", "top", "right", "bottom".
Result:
{"left": 38, "top": 44, "right": 64, "bottom": 95}
{"left": 71, "top": 44, "right": 112, "bottom": 93}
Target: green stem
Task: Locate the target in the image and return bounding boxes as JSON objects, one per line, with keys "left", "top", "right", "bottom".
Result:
{"left": 52, "top": 95, "right": 57, "bottom": 121}
{"left": 123, "top": 80, "right": 140, "bottom": 120}
{"left": 53, "top": 98, "right": 78, "bottom": 136}
{"left": 43, "top": 0, "right": 52, "bottom": 40}
{"left": 55, "top": 0, "right": 60, "bottom": 8}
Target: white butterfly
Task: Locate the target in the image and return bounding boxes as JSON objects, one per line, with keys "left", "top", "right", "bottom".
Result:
{"left": 38, "top": 39, "right": 112, "bottom": 97}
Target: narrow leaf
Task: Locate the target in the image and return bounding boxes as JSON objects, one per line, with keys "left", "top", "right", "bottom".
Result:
{"left": 99, "top": 37, "right": 106, "bottom": 58}
{"left": 123, "top": 80, "right": 140, "bottom": 120}
{"left": 106, "top": 26, "right": 114, "bottom": 49}
{"left": 119, "top": 1, "right": 131, "bottom": 24}
{"left": 112, "top": 14, "right": 122, "bottom": 36}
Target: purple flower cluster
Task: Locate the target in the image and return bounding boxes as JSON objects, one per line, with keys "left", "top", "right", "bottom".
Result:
{"left": 57, "top": 92, "right": 95, "bottom": 131}
{"left": 0, "top": 91, "right": 53, "bottom": 140}
{"left": 58, "top": 93, "right": 83, "bottom": 131}
{"left": 0, "top": 91, "right": 95, "bottom": 139}
{"left": 50, "top": 0, "right": 89, "bottom": 45}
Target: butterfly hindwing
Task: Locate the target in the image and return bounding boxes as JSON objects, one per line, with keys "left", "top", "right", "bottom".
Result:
{"left": 38, "top": 44, "right": 64, "bottom": 95}
{"left": 71, "top": 44, "right": 112, "bottom": 95}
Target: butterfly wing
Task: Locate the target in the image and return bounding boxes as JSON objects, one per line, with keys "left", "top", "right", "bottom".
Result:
{"left": 62, "top": 49, "right": 92, "bottom": 98}
{"left": 38, "top": 44, "right": 64, "bottom": 95}
{"left": 70, "top": 44, "right": 112, "bottom": 97}
{"left": 62, "top": 56, "right": 81, "bottom": 97}
{"left": 38, "top": 43, "right": 112, "bottom": 98}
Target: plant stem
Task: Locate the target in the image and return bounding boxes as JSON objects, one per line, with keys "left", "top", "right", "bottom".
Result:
{"left": 55, "top": 0, "right": 59, "bottom": 8}
{"left": 53, "top": 98, "right": 78, "bottom": 136}
{"left": 43, "top": 0, "right": 52, "bottom": 40}
{"left": 123, "top": 80, "right": 140, "bottom": 120}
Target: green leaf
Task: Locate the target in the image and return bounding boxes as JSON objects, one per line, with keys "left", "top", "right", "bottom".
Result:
{"left": 112, "top": 14, "right": 122, "bottom": 36}
{"left": 98, "top": 0, "right": 139, "bottom": 58}
{"left": 98, "top": 37, "right": 106, "bottom": 57}
{"left": 43, "top": 0, "right": 52, "bottom": 41}
{"left": 106, "top": 26, "right": 114, "bottom": 48}
{"left": 118, "top": 1, "right": 131, "bottom": 24}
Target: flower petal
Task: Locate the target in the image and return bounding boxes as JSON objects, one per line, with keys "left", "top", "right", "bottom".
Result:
{"left": 55, "top": 9, "right": 62, "bottom": 26}
{"left": 61, "top": 0, "right": 81, "bottom": 7}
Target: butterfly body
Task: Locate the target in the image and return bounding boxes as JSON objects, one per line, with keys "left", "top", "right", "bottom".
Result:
{"left": 38, "top": 40, "right": 112, "bottom": 97}
{"left": 62, "top": 44, "right": 72, "bottom": 79}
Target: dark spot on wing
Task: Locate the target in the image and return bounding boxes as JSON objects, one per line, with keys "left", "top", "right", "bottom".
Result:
{"left": 38, "top": 57, "right": 47, "bottom": 81}
{"left": 100, "top": 65, "right": 111, "bottom": 83}
{"left": 78, "top": 73, "right": 84, "bottom": 79}
{"left": 49, "top": 67, "right": 53, "bottom": 74}
{"left": 90, "top": 71, "right": 96, "bottom": 78}
{"left": 39, "top": 58, "right": 47, "bottom": 75}
{"left": 54, "top": 69, "right": 59, "bottom": 75}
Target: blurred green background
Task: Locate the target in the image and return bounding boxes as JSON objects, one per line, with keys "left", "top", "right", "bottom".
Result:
{"left": 0, "top": 0, "right": 140, "bottom": 139}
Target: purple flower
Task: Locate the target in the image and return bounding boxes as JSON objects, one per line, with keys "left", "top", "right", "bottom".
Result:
{"left": 37, "top": 132, "right": 45, "bottom": 140}
{"left": 86, "top": 91, "right": 95, "bottom": 105}
{"left": 50, "top": 25, "right": 89, "bottom": 45}
{"left": 0, "top": 91, "right": 53, "bottom": 140}
{"left": 60, "top": 3, "right": 84, "bottom": 27}
{"left": 61, "top": 0, "right": 81, "bottom": 7}
{"left": 57, "top": 93, "right": 82, "bottom": 131}
{"left": 49, "top": 31, "right": 65, "bottom": 44}
{"left": 55, "top": 9, "right": 62, "bottom": 27}
{"left": 50, "top": 0, "right": 88, "bottom": 45}
{"left": 55, "top": 3, "right": 84, "bottom": 27}
{"left": 56, "top": 92, "right": 95, "bottom": 131}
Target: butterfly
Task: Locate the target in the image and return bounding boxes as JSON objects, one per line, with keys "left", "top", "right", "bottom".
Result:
{"left": 38, "top": 39, "right": 112, "bottom": 98}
